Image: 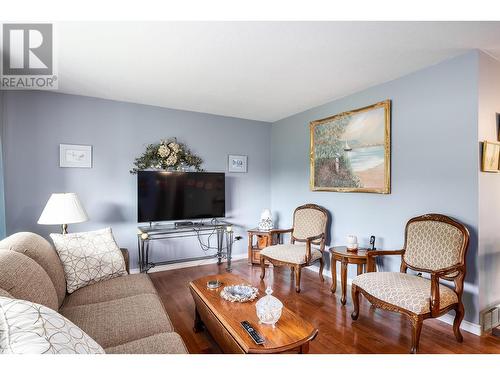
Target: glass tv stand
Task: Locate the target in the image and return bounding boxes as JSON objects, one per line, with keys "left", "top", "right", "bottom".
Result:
{"left": 137, "top": 220, "right": 234, "bottom": 273}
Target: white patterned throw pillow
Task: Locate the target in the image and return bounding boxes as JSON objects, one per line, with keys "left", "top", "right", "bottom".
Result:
{"left": 0, "top": 296, "right": 104, "bottom": 354}
{"left": 51, "top": 228, "right": 127, "bottom": 293}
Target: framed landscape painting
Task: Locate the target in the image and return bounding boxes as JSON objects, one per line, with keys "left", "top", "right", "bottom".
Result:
{"left": 310, "top": 100, "right": 391, "bottom": 193}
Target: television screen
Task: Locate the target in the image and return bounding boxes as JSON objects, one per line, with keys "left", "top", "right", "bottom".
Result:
{"left": 137, "top": 171, "right": 225, "bottom": 223}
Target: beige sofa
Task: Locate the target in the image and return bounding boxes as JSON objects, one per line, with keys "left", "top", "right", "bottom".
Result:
{"left": 0, "top": 232, "right": 187, "bottom": 354}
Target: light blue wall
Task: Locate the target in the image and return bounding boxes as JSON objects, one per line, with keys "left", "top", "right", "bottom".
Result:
{"left": 270, "top": 51, "right": 480, "bottom": 322}
{"left": 2, "top": 91, "right": 271, "bottom": 269}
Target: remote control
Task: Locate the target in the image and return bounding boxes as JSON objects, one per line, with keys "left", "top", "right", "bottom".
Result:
{"left": 240, "top": 321, "right": 265, "bottom": 345}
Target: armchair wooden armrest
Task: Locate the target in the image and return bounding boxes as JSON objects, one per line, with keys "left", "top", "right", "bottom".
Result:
{"left": 429, "top": 264, "right": 464, "bottom": 317}
{"left": 305, "top": 233, "right": 325, "bottom": 263}
{"left": 365, "top": 249, "right": 405, "bottom": 272}
{"left": 120, "top": 248, "right": 130, "bottom": 274}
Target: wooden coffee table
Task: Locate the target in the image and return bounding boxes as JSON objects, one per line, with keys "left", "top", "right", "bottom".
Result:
{"left": 189, "top": 273, "right": 318, "bottom": 354}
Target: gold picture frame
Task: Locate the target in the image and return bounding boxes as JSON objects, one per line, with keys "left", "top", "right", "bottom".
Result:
{"left": 482, "top": 141, "right": 500, "bottom": 173}
{"left": 310, "top": 100, "right": 391, "bottom": 193}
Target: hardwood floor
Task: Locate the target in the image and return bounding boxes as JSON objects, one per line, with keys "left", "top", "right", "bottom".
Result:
{"left": 150, "top": 260, "right": 500, "bottom": 354}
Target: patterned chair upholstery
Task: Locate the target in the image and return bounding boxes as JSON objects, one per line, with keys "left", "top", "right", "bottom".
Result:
{"left": 259, "top": 204, "right": 328, "bottom": 293}
{"left": 350, "top": 214, "right": 469, "bottom": 354}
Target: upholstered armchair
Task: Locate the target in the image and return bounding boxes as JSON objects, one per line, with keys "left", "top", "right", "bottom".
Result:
{"left": 350, "top": 214, "right": 470, "bottom": 353}
{"left": 259, "top": 204, "right": 328, "bottom": 293}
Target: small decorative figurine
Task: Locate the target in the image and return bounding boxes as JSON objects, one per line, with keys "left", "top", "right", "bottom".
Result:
{"left": 369, "top": 235, "right": 376, "bottom": 250}
{"left": 258, "top": 209, "right": 273, "bottom": 231}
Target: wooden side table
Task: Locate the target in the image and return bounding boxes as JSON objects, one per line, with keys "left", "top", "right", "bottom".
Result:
{"left": 329, "top": 246, "right": 375, "bottom": 305}
{"left": 247, "top": 228, "right": 284, "bottom": 265}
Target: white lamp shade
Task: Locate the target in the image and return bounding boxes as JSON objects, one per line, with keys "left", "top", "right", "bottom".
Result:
{"left": 38, "top": 193, "right": 89, "bottom": 225}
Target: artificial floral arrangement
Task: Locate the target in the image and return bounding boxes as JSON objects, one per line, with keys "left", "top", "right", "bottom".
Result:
{"left": 130, "top": 138, "right": 203, "bottom": 174}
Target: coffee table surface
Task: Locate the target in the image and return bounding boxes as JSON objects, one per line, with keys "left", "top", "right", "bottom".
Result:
{"left": 189, "top": 273, "right": 318, "bottom": 353}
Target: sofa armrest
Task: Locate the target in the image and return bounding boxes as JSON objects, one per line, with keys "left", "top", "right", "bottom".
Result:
{"left": 120, "top": 248, "right": 130, "bottom": 274}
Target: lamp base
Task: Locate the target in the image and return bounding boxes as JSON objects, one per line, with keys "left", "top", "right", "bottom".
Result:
{"left": 61, "top": 224, "right": 68, "bottom": 234}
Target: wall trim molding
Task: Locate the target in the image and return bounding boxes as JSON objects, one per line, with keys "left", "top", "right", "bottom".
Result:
{"left": 130, "top": 253, "right": 247, "bottom": 274}
{"left": 306, "top": 264, "right": 482, "bottom": 336}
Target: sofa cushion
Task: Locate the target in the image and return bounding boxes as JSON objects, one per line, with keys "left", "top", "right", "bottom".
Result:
{"left": 0, "top": 250, "right": 59, "bottom": 311}
{"left": 51, "top": 228, "right": 127, "bottom": 293}
{"left": 60, "top": 294, "right": 173, "bottom": 348}
{"left": 62, "top": 274, "right": 158, "bottom": 308}
{"left": 105, "top": 332, "right": 187, "bottom": 354}
{"left": 352, "top": 272, "right": 458, "bottom": 315}
{"left": 0, "top": 296, "right": 104, "bottom": 354}
{"left": 0, "top": 232, "right": 66, "bottom": 307}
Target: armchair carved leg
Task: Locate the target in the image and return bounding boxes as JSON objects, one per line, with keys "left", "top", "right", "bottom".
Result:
{"left": 260, "top": 256, "right": 266, "bottom": 280}
{"left": 318, "top": 257, "right": 325, "bottom": 282}
{"left": 294, "top": 266, "right": 302, "bottom": 293}
{"left": 351, "top": 285, "right": 360, "bottom": 320}
{"left": 410, "top": 316, "right": 423, "bottom": 354}
{"left": 453, "top": 303, "right": 464, "bottom": 342}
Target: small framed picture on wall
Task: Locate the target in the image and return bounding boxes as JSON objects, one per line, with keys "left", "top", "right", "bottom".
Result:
{"left": 59, "top": 144, "right": 93, "bottom": 168}
{"left": 228, "top": 154, "right": 247, "bottom": 173}
{"left": 481, "top": 141, "right": 500, "bottom": 173}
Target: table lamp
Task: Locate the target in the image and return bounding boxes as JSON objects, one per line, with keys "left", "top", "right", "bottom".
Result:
{"left": 38, "top": 193, "right": 89, "bottom": 234}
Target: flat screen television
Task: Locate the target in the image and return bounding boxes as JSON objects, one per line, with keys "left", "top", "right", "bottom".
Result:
{"left": 137, "top": 171, "right": 225, "bottom": 223}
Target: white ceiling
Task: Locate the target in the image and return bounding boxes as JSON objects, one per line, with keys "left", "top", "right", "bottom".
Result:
{"left": 56, "top": 21, "right": 500, "bottom": 122}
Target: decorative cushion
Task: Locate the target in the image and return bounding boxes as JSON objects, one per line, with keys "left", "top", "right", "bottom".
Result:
{"left": 0, "top": 250, "right": 59, "bottom": 311}
{"left": 0, "top": 232, "right": 67, "bottom": 307}
{"left": 404, "top": 221, "right": 464, "bottom": 271}
{"left": 260, "top": 244, "right": 323, "bottom": 264}
{"left": 50, "top": 228, "right": 127, "bottom": 294}
{"left": 352, "top": 272, "right": 458, "bottom": 315}
{"left": 0, "top": 296, "right": 104, "bottom": 354}
{"left": 292, "top": 208, "right": 326, "bottom": 241}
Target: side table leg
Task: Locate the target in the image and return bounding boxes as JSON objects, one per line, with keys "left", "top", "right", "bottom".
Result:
{"left": 340, "top": 259, "right": 348, "bottom": 305}
{"left": 330, "top": 258, "right": 337, "bottom": 293}
{"left": 357, "top": 263, "right": 364, "bottom": 275}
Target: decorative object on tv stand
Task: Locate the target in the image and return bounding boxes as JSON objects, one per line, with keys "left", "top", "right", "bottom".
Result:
{"left": 346, "top": 235, "right": 358, "bottom": 251}
{"left": 258, "top": 208, "right": 273, "bottom": 231}
{"left": 256, "top": 286, "right": 283, "bottom": 328}
{"left": 220, "top": 284, "right": 258, "bottom": 303}
{"left": 130, "top": 137, "right": 203, "bottom": 174}
{"left": 228, "top": 154, "right": 247, "bottom": 173}
{"left": 59, "top": 144, "right": 92, "bottom": 168}
{"left": 38, "top": 193, "right": 89, "bottom": 234}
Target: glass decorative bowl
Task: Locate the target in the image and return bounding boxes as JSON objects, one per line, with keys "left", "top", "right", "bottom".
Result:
{"left": 256, "top": 286, "right": 283, "bottom": 328}
{"left": 220, "top": 285, "right": 258, "bottom": 303}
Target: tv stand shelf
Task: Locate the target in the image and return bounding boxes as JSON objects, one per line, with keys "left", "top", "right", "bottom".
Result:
{"left": 137, "top": 221, "right": 234, "bottom": 273}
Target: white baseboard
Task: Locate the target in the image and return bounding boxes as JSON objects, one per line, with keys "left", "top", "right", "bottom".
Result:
{"left": 129, "top": 253, "right": 247, "bottom": 274}
{"left": 307, "top": 264, "right": 482, "bottom": 336}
